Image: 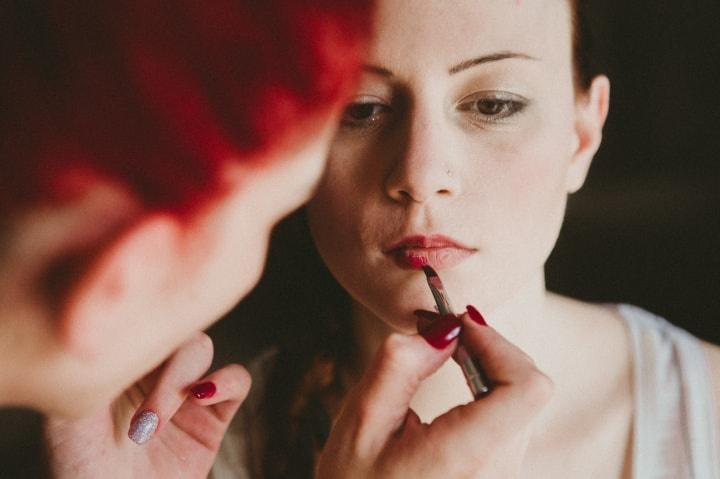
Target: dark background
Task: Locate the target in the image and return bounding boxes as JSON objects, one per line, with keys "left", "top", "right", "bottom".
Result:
{"left": 548, "top": 0, "right": 720, "bottom": 342}
{"left": 2, "top": 1, "right": 719, "bottom": 477}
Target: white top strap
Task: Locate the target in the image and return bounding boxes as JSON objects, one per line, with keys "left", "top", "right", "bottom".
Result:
{"left": 619, "top": 304, "right": 719, "bottom": 479}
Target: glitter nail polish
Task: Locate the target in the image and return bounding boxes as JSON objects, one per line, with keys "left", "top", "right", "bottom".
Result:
{"left": 128, "top": 409, "right": 159, "bottom": 445}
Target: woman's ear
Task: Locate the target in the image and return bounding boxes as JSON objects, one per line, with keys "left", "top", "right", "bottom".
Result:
{"left": 59, "top": 214, "right": 182, "bottom": 358}
{"left": 567, "top": 75, "right": 610, "bottom": 194}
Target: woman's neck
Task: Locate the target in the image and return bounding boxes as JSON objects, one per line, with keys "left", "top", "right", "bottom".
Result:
{"left": 351, "top": 270, "right": 612, "bottom": 422}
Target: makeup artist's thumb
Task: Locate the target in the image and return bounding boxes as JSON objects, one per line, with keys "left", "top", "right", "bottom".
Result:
{"left": 338, "top": 315, "right": 460, "bottom": 453}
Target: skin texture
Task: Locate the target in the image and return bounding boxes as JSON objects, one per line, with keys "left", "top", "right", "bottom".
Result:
{"left": 309, "top": 0, "right": 719, "bottom": 477}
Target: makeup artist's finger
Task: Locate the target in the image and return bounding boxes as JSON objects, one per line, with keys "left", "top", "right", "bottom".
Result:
{"left": 339, "top": 315, "right": 460, "bottom": 452}
{"left": 165, "top": 363, "right": 251, "bottom": 450}
{"left": 418, "top": 307, "right": 539, "bottom": 387}
{"left": 188, "top": 363, "right": 251, "bottom": 422}
{"left": 427, "top": 310, "right": 553, "bottom": 456}
{"left": 128, "top": 332, "right": 213, "bottom": 444}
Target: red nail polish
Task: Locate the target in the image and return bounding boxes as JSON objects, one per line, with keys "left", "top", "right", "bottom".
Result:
{"left": 466, "top": 305, "right": 488, "bottom": 326}
{"left": 191, "top": 381, "right": 216, "bottom": 399}
{"left": 419, "top": 314, "right": 461, "bottom": 349}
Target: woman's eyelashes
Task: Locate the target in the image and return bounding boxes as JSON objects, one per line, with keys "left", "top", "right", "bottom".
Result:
{"left": 340, "top": 96, "right": 393, "bottom": 131}
{"left": 457, "top": 91, "right": 528, "bottom": 126}
{"left": 339, "top": 90, "right": 528, "bottom": 133}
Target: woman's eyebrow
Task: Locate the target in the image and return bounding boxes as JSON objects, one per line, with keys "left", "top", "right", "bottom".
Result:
{"left": 362, "top": 64, "right": 394, "bottom": 77}
{"left": 448, "top": 51, "right": 537, "bottom": 75}
{"left": 362, "top": 51, "right": 537, "bottom": 78}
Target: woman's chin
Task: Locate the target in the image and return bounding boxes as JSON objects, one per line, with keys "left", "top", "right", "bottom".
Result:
{"left": 376, "top": 302, "right": 437, "bottom": 334}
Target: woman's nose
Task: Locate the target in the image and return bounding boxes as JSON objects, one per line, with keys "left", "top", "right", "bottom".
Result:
{"left": 384, "top": 117, "right": 460, "bottom": 204}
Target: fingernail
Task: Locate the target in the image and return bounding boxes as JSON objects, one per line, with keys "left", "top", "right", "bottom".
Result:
{"left": 419, "top": 314, "right": 461, "bottom": 349}
{"left": 466, "top": 305, "right": 488, "bottom": 326}
{"left": 191, "top": 381, "right": 216, "bottom": 399}
{"left": 128, "top": 409, "right": 159, "bottom": 445}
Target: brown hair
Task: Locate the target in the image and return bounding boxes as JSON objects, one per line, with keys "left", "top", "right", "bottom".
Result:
{"left": 571, "top": 0, "right": 599, "bottom": 91}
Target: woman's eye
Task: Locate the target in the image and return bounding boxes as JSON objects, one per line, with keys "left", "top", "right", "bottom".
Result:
{"left": 340, "top": 100, "right": 391, "bottom": 129}
{"left": 475, "top": 99, "right": 511, "bottom": 116}
{"left": 458, "top": 92, "right": 527, "bottom": 123}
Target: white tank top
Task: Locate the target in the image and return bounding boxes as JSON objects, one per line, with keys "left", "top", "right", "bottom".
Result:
{"left": 618, "top": 304, "right": 719, "bottom": 478}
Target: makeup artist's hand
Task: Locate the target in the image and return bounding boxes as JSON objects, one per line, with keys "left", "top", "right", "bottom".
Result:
{"left": 316, "top": 308, "right": 553, "bottom": 479}
{"left": 45, "top": 332, "right": 250, "bottom": 479}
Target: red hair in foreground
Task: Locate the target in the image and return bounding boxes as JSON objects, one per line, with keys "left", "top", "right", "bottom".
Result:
{"left": 0, "top": 1, "right": 373, "bottom": 215}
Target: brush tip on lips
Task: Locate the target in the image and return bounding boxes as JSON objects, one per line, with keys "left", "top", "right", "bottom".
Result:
{"left": 422, "top": 264, "right": 438, "bottom": 278}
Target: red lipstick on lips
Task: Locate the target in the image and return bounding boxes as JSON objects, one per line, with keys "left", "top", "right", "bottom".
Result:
{"left": 384, "top": 235, "right": 475, "bottom": 270}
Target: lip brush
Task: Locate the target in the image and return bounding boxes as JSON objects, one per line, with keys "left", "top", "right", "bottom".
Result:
{"left": 422, "top": 265, "right": 491, "bottom": 398}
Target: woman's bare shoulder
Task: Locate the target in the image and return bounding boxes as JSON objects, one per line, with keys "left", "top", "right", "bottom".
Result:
{"left": 546, "top": 294, "right": 627, "bottom": 331}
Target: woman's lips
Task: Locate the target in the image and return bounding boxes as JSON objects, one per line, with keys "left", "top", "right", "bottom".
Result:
{"left": 384, "top": 235, "right": 475, "bottom": 270}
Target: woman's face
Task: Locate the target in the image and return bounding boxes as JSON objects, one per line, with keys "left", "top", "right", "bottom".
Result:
{"left": 307, "top": 0, "right": 604, "bottom": 332}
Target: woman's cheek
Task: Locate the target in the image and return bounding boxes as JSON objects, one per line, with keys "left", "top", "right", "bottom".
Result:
{"left": 307, "top": 175, "right": 362, "bottom": 271}
{"left": 507, "top": 141, "right": 570, "bottom": 262}
{"left": 312, "top": 143, "right": 380, "bottom": 234}
{"left": 474, "top": 125, "right": 568, "bottom": 263}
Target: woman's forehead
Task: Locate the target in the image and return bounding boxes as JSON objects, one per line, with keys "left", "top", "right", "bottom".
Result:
{"left": 368, "top": 0, "right": 572, "bottom": 75}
